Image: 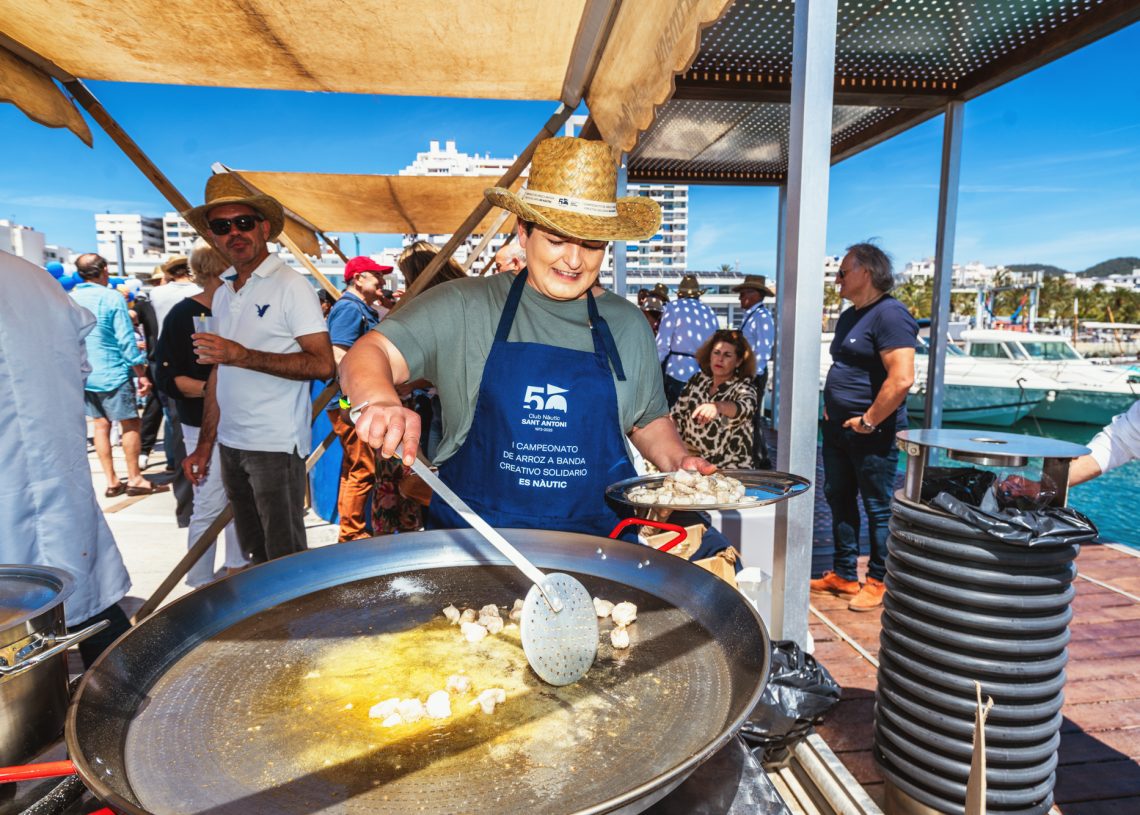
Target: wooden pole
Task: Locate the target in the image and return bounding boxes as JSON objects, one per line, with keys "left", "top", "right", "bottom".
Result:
{"left": 132, "top": 505, "right": 234, "bottom": 623}
{"left": 462, "top": 208, "right": 512, "bottom": 273}
{"left": 133, "top": 382, "right": 341, "bottom": 622}
{"left": 480, "top": 229, "right": 517, "bottom": 276}
{"left": 63, "top": 79, "right": 192, "bottom": 214}
{"left": 277, "top": 230, "right": 341, "bottom": 299}
{"left": 389, "top": 104, "right": 576, "bottom": 314}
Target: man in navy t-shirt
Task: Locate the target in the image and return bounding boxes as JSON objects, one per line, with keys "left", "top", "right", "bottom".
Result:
{"left": 812, "top": 243, "right": 916, "bottom": 611}
{"left": 328, "top": 256, "right": 391, "bottom": 541}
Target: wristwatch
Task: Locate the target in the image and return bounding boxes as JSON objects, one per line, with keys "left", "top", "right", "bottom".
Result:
{"left": 859, "top": 415, "right": 876, "bottom": 432}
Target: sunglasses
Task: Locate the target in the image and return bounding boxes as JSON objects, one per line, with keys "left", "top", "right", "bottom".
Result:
{"left": 207, "top": 215, "right": 264, "bottom": 236}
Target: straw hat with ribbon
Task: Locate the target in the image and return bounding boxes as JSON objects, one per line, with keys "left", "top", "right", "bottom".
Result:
{"left": 183, "top": 174, "right": 286, "bottom": 241}
{"left": 731, "top": 274, "right": 775, "bottom": 298}
{"left": 160, "top": 255, "right": 189, "bottom": 276}
{"left": 485, "top": 137, "right": 661, "bottom": 242}
{"left": 676, "top": 274, "right": 707, "bottom": 298}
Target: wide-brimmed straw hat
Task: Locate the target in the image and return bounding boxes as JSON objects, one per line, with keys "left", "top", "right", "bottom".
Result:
{"left": 677, "top": 274, "right": 706, "bottom": 298}
{"left": 732, "top": 274, "right": 775, "bottom": 297}
{"left": 484, "top": 137, "right": 661, "bottom": 242}
{"left": 161, "top": 255, "right": 189, "bottom": 276}
{"left": 183, "top": 174, "right": 285, "bottom": 241}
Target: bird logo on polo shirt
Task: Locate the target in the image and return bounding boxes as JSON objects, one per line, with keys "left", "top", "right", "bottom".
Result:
{"left": 256, "top": 304, "right": 270, "bottom": 317}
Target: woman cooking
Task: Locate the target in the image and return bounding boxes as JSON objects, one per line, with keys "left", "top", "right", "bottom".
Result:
{"left": 341, "top": 137, "right": 719, "bottom": 540}
{"left": 671, "top": 329, "right": 758, "bottom": 469}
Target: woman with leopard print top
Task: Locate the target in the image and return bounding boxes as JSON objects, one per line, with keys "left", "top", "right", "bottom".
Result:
{"left": 670, "top": 329, "right": 758, "bottom": 469}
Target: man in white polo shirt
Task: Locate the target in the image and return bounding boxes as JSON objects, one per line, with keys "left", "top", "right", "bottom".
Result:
{"left": 181, "top": 175, "right": 335, "bottom": 563}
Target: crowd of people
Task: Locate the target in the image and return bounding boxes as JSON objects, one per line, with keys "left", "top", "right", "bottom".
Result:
{"left": 11, "top": 132, "right": 1138, "bottom": 667}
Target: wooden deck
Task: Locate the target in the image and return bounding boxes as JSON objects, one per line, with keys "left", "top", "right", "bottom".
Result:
{"left": 808, "top": 541, "right": 1140, "bottom": 814}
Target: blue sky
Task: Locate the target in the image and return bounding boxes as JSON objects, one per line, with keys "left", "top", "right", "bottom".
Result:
{"left": 1, "top": 20, "right": 1136, "bottom": 274}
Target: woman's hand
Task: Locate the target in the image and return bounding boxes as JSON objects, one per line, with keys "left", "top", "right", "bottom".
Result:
{"left": 354, "top": 404, "right": 422, "bottom": 466}
{"left": 679, "top": 455, "right": 717, "bottom": 475}
{"left": 692, "top": 402, "right": 719, "bottom": 425}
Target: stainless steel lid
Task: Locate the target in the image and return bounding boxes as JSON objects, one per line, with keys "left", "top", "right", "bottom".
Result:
{"left": 0, "top": 565, "right": 75, "bottom": 647}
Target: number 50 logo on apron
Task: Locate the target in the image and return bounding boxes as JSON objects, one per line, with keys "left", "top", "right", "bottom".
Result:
{"left": 523, "top": 384, "right": 569, "bottom": 412}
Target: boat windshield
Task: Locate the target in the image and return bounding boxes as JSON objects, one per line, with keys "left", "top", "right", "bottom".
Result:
{"left": 914, "top": 339, "right": 965, "bottom": 357}
{"left": 1019, "top": 341, "right": 1082, "bottom": 361}
{"left": 968, "top": 342, "right": 1025, "bottom": 359}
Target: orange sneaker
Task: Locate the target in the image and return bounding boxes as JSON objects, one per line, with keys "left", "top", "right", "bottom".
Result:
{"left": 848, "top": 577, "right": 886, "bottom": 612}
{"left": 809, "top": 571, "right": 861, "bottom": 597}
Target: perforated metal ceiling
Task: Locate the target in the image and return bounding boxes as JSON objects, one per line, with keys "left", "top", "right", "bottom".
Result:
{"left": 627, "top": 0, "right": 1140, "bottom": 183}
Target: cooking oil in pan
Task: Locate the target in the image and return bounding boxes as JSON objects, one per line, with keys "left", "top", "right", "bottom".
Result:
{"left": 123, "top": 573, "right": 735, "bottom": 814}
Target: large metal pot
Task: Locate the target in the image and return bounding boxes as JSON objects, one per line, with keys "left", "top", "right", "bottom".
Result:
{"left": 0, "top": 565, "right": 105, "bottom": 766}
{"left": 68, "top": 529, "right": 770, "bottom": 815}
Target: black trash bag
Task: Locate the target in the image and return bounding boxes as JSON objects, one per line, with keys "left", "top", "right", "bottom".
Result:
{"left": 740, "top": 640, "right": 841, "bottom": 761}
{"left": 920, "top": 466, "right": 996, "bottom": 507}
{"left": 932, "top": 491, "right": 1099, "bottom": 547}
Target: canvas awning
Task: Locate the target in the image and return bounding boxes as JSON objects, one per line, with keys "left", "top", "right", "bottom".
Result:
{"left": 220, "top": 169, "right": 525, "bottom": 256}
{"left": 0, "top": 0, "right": 730, "bottom": 155}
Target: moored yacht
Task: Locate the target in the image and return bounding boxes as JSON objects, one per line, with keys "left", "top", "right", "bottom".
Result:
{"left": 818, "top": 335, "right": 1060, "bottom": 427}
{"left": 959, "top": 330, "right": 1139, "bottom": 424}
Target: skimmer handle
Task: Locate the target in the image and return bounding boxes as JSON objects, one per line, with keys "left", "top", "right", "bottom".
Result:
{"left": 400, "top": 449, "right": 563, "bottom": 612}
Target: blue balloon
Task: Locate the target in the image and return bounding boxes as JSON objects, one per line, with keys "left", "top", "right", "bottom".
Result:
{"left": 109, "top": 276, "right": 125, "bottom": 287}
{"left": 59, "top": 273, "right": 79, "bottom": 291}
{"left": 45, "top": 261, "right": 65, "bottom": 279}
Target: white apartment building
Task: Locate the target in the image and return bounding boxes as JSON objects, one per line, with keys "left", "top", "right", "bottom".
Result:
{"left": 398, "top": 139, "right": 520, "bottom": 266}
{"left": 95, "top": 213, "right": 164, "bottom": 271}
{"left": 162, "top": 212, "right": 198, "bottom": 257}
{"left": 0, "top": 219, "right": 47, "bottom": 266}
{"left": 620, "top": 183, "right": 688, "bottom": 276}
{"left": 44, "top": 244, "right": 74, "bottom": 267}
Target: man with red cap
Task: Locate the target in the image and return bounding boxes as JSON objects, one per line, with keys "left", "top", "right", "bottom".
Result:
{"left": 328, "top": 256, "right": 392, "bottom": 540}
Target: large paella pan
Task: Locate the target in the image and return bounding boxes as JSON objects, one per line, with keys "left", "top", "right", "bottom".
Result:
{"left": 67, "top": 529, "right": 770, "bottom": 815}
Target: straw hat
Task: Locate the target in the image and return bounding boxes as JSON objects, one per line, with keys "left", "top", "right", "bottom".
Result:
{"left": 161, "top": 255, "right": 189, "bottom": 276}
{"left": 676, "top": 274, "right": 706, "bottom": 298}
{"left": 484, "top": 137, "right": 661, "bottom": 242}
{"left": 183, "top": 174, "right": 285, "bottom": 241}
{"left": 732, "top": 274, "right": 775, "bottom": 297}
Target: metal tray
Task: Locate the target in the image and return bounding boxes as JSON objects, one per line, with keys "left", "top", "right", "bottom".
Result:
{"left": 606, "top": 469, "right": 811, "bottom": 516}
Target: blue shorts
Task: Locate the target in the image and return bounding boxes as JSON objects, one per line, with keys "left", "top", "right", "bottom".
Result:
{"left": 85, "top": 380, "right": 139, "bottom": 421}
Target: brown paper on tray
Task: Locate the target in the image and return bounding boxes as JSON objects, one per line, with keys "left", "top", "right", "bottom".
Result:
{"left": 644, "top": 524, "right": 705, "bottom": 560}
{"left": 694, "top": 547, "right": 739, "bottom": 589}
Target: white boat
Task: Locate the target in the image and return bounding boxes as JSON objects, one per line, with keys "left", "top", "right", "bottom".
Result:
{"left": 818, "top": 335, "right": 1060, "bottom": 427}
{"left": 959, "top": 330, "right": 1140, "bottom": 425}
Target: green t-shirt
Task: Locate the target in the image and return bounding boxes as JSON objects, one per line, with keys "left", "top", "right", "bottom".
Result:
{"left": 377, "top": 272, "right": 668, "bottom": 464}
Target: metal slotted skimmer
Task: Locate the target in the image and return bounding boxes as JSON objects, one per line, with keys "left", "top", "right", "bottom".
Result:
{"left": 406, "top": 454, "right": 598, "bottom": 686}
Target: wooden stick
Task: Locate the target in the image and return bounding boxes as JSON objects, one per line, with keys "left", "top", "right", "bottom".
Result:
{"left": 480, "top": 229, "right": 517, "bottom": 276}
{"left": 462, "top": 208, "right": 512, "bottom": 272}
{"left": 134, "top": 383, "right": 342, "bottom": 621}
{"left": 389, "top": 104, "right": 575, "bottom": 314}
{"left": 132, "top": 505, "right": 234, "bottom": 623}
{"left": 62, "top": 79, "right": 192, "bottom": 214}
{"left": 277, "top": 230, "right": 341, "bottom": 299}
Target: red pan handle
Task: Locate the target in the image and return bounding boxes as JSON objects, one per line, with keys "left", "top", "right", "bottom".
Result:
{"left": 608, "top": 518, "right": 688, "bottom": 552}
{"left": 0, "top": 760, "right": 76, "bottom": 783}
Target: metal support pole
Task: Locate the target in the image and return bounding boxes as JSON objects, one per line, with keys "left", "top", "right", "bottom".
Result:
{"left": 613, "top": 156, "right": 628, "bottom": 296}
{"left": 923, "top": 100, "right": 964, "bottom": 430}
{"left": 772, "top": 0, "right": 838, "bottom": 647}
{"left": 115, "top": 233, "right": 126, "bottom": 277}
{"left": 772, "top": 184, "right": 788, "bottom": 427}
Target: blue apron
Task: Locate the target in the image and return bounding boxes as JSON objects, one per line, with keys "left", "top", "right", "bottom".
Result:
{"left": 427, "top": 270, "right": 636, "bottom": 535}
